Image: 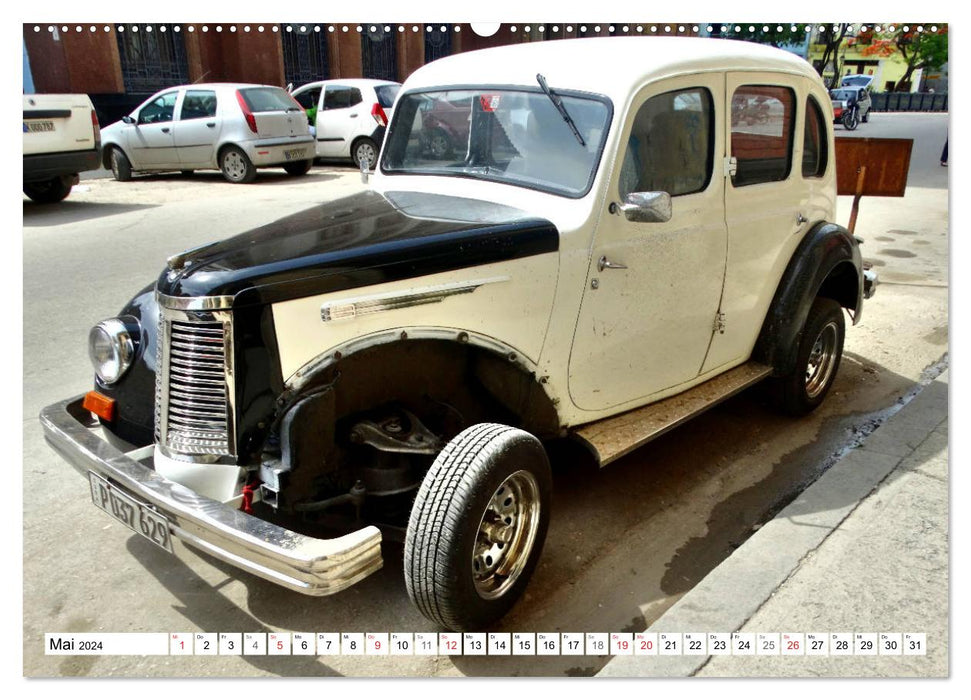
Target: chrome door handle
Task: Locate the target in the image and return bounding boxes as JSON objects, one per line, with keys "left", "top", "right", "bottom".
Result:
{"left": 796, "top": 213, "right": 808, "bottom": 225}
{"left": 598, "top": 255, "right": 628, "bottom": 272}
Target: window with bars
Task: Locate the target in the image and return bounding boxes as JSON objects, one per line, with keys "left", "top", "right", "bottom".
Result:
{"left": 425, "top": 25, "right": 453, "bottom": 62}
{"left": 362, "top": 25, "right": 398, "bottom": 82}
{"left": 282, "top": 26, "right": 330, "bottom": 86}
{"left": 115, "top": 25, "right": 189, "bottom": 94}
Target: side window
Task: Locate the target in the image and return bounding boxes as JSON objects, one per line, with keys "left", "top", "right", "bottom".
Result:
{"left": 179, "top": 90, "right": 217, "bottom": 120}
{"left": 802, "top": 97, "right": 828, "bottom": 178}
{"left": 620, "top": 87, "right": 714, "bottom": 198}
{"left": 293, "top": 88, "right": 320, "bottom": 110}
{"left": 324, "top": 86, "right": 352, "bottom": 110}
{"left": 138, "top": 92, "right": 178, "bottom": 125}
{"left": 730, "top": 85, "right": 795, "bottom": 187}
{"left": 348, "top": 88, "right": 363, "bottom": 107}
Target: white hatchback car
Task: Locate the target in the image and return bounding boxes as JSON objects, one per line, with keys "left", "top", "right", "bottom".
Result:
{"left": 100, "top": 83, "right": 315, "bottom": 183}
{"left": 291, "top": 79, "right": 400, "bottom": 168}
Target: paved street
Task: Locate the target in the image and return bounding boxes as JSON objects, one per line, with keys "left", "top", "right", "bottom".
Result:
{"left": 21, "top": 113, "right": 948, "bottom": 677}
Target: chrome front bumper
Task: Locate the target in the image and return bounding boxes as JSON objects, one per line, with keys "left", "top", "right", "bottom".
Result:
{"left": 39, "top": 395, "right": 383, "bottom": 596}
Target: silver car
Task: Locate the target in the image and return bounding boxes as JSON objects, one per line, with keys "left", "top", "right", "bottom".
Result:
{"left": 100, "top": 83, "right": 315, "bottom": 183}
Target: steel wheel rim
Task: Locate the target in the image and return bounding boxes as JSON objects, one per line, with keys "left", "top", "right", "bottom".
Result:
{"left": 472, "top": 470, "right": 541, "bottom": 600}
{"left": 805, "top": 321, "right": 839, "bottom": 399}
{"left": 356, "top": 143, "right": 376, "bottom": 167}
{"left": 429, "top": 133, "right": 449, "bottom": 158}
{"left": 223, "top": 151, "right": 246, "bottom": 180}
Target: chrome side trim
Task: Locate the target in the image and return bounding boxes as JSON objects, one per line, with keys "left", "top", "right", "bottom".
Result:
{"left": 40, "top": 396, "right": 383, "bottom": 595}
{"left": 319, "top": 277, "right": 509, "bottom": 323}
{"left": 156, "top": 291, "right": 235, "bottom": 311}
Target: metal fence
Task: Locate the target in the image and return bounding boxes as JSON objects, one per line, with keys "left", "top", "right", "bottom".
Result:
{"left": 870, "top": 92, "right": 948, "bottom": 112}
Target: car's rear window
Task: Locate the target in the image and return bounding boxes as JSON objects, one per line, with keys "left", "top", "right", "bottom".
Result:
{"left": 238, "top": 87, "right": 300, "bottom": 113}
{"left": 375, "top": 84, "right": 400, "bottom": 108}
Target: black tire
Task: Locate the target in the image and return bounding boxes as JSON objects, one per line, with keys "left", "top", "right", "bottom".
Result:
{"left": 769, "top": 297, "right": 845, "bottom": 416}
{"left": 180, "top": 170, "right": 194, "bottom": 177}
{"left": 405, "top": 423, "right": 552, "bottom": 631}
{"left": 352, "top": 137, "right": 378, "bottom": 170}
{"left": 109, "top": 147, "right": 132, "bottom": 182}
{"left": 219, "top": 145, "right": 257, "bottom": 183}
{"left": 23, "top": 176, "right": 72, "bottom": 203}
{"left": 283, "top": 159, "right": 313, "bottom": 176}
{"left": 842, "top": 109, "right": 859, "bottom": 131}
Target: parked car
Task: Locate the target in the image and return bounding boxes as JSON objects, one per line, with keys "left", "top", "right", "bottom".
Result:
{"left": 290, "top": 79, "right": 400, "bottom": 168}
{"left": 829, "top": 85, "right": 872, "bottom": 130}
{"left": 23, "top": 94, "right": 101, "bottom": 203}
{"left": 100, "top": 83, "right": 314, "bottom": 184}
{"left": 42, "top": 37, "right": 876, "bottom": 632}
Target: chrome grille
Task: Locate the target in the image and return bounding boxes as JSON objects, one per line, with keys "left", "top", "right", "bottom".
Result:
{"left": 157, "top": 314, "right": 234, "bottom": 457}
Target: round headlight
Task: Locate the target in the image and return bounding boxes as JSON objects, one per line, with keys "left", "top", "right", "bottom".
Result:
{"left": 88, "top": 318, "right": 137, "bottom": 384}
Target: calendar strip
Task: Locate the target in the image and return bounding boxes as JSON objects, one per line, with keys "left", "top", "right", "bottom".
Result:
{"left": 45, "top": 632, "right": 927, "bottom": 656}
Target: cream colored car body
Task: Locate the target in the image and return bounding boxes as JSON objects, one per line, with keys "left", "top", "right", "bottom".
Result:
{"left": 270, "top": 37, "right": 836, "bottom": 431}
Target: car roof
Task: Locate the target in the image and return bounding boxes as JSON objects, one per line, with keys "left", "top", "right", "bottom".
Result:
{"left": 403, "top": 37, "right": 820, "bottom": 102}
{"left": 294, "top": 78, "right": 401, "bottom": 90}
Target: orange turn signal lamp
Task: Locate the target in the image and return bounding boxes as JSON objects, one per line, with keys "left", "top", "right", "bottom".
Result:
{"left": 82, "top": 391, "right": 116, "bottom": 422}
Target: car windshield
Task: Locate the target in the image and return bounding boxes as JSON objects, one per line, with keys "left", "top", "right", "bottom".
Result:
{"left": 380, "top": 88, "right": 611, "bottom": 197}
{"left": 842, "top": 76, "right": 871, "bottom": 86}
{"left": 830, "top": 89, "right": 857, "bottom": 100}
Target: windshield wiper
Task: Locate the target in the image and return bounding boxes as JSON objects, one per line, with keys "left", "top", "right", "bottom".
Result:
{"left": 536, "top": 73, "right": 585, "bottom": 147}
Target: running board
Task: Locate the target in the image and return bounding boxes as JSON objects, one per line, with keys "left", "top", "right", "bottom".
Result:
{"left": 572, "top": 362, "right": 773, "bottom": 467}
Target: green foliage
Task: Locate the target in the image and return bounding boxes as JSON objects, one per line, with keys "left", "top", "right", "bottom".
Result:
{"left": 711, "top": 23, "right": 812, "bottom": 49}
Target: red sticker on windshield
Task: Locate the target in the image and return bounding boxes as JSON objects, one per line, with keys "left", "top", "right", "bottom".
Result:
{"left": 479, "top": 95, "right": 501, "bottom": 112}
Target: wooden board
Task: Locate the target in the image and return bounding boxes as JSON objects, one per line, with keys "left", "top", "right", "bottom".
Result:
{"left": 835, "top": 137, "right": 913, "bottom": 197}
{"left": 572, "top": 362, "right": 773, "bottom": 467}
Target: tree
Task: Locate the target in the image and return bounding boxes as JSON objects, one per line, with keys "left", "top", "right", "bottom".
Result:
{"left": 861, "top": 25, "right": 947, "bottom": 90}
{"left": 814, "top": 24, "right": 852, "bottom": 87}
{"left": 710, "top": 22, "right": 809, "bottom": 49}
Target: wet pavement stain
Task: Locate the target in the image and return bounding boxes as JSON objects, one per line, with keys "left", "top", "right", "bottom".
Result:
{"left": 913, "top": 240, "right": 931, "bottom": 245}
{"left": 875, "top": 236, "right": 895, "bottom": 242}
{"left": 922, "top": 326, "right": 949, "bottom": 346}
{"left": 867, "top": 259, "right": 886, "bottom": 267}
{"left": 878, "top": 249, "right": 917, "bottom": 258}
{"left": 888, "top": 229, "right": 918, "bottom": 236}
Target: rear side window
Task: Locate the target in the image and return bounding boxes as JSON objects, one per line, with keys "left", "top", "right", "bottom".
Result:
{"left": 180, "top": 90, "right": 217, "bottom": 120}
{"left": 238, "top": 87, "right": 300, "bottom": 113}
{"left": 375, "top": 84, "right": 400, "bottom": 108}
{"left": 620, "top": 87, "right": 714, "bottom": 198}
{"left": 293, "top": 87, "right": 321, "bottom": 110}
{"left": 802, "top": 97, "right": 828, "bottom": 178}
{"left": 323, "top": 86, "right": 364, "bottom": 110}
{"left": 730, "top": 85, "right": 796, "bottom": 187}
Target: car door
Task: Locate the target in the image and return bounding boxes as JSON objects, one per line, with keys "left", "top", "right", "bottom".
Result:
{"left": 704, "top": 74, "right": 814, "bottom": 373}
{"left": 315, "top": 85, "right": 363, "bottom": 158}
{"left": 568, "top": 75, "right": 728, "bottom": 411}
{"left": 173, "top": 88, "right": 221, "bottom": 168}
{"left": 129, "top": 90, "right": 180, "bottom": 168}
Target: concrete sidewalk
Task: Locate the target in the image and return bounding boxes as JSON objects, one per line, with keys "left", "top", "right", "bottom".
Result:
{"left": 600, "top": 369, "right": 949, "bottom": 677}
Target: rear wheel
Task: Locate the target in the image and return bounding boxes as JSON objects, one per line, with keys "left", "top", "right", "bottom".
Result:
{"left": 352, "top": 137, "right": 378, "bottom": 170}
{"left": 769, "top": 297, "right": 845, "bottom": 416}
{"left": 219, "top": 145, "right": 256, "bottom": 183}
{"left": 404, "top": 423, "right": 552, "bottom": 631}
{"left": 283, "top": 159, "right": 313, "bottom": 176}
{"left": 109, "top": 147, "right": 132, "bottom": 182}
{"left": 23, "top": 176, "right": 72, "bottom": 203}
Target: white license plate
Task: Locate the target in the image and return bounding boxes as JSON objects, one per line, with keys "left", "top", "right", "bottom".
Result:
{"left": 25, "top": 120, "right": 55, "bottom": 133}
{"left": 88, "top": 472, "right": 173, "bottom": 553}
{"left": 284, "top": 148, "right": 306, "bottom": 161}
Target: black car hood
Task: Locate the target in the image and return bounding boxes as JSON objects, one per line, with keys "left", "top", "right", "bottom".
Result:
{"left": 157, "top": 190, "right": 558, "bottom": 307}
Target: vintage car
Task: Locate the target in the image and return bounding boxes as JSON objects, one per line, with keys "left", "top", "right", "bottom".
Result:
{"left": 42, "top": 37, "right": 876, "bottom": 632}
